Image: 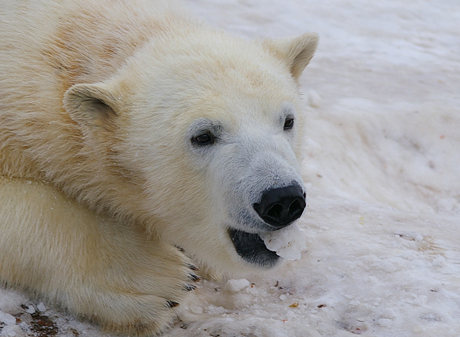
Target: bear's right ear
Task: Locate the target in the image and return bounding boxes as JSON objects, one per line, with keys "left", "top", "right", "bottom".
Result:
{"left": 263, "top": 33, "right": 319, "bottom": 80}
{"left": 64, "top": 83, "right": 119, "bottom": 131}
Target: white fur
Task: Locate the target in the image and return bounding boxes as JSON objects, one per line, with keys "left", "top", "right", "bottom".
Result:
{"left": 0, "top": 0, "right": 317, "bottom": 335}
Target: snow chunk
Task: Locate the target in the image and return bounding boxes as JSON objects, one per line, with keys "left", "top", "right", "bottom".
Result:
{"left": 260, "top": 224, "right": 306, "bottom": 260}
{"left": 0, "top": 325, "right": 25, "bottom": 337}
{"left": 223, "top": 279, "right": 250, "bottom": 293}
{"left": 24, "top": 306, "right": 35, "bottom": 315}
{"left": 0, "top": 311, "right": 16, "bottom": 326}
{"left": 36, "top": 303, "right": 46, "bottom": 312}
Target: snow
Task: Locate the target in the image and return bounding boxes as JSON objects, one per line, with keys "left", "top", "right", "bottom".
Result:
{"left": 261, "top": 224, "right": 306, "bottom": 260}
{"left": 1, "top": 0, "right": 460, "bottom": 336}
{"left": 223, "top": 279, "right": 251, "bottom": 293}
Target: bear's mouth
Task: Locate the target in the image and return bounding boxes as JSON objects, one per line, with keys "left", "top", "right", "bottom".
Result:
{"left": 228, "top": 228, "right": 280, "bottom": 268}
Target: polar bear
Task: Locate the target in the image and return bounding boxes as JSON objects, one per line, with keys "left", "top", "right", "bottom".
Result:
{"left": 0, "top": 0, "right": 318, "bottom": 335}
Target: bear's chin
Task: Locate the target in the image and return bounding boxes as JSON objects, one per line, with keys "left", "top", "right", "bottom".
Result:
{"left": 227, "top": 228, "right": 280, "bottom": 268}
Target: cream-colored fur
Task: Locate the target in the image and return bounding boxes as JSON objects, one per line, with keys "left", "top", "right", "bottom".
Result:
{"left": 0, "top": 0, "right": 317, "bottom": 335}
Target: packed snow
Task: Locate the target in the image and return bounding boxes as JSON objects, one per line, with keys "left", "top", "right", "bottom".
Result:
{"left": 1, "top": 0, "right": 459, "bottom": 336}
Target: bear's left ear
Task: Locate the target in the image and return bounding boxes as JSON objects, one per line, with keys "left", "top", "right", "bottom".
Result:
{"left": 64, "top": 83, "right": 120, "bottom": 132}
{"left": 263, "top": 33, "right": 319, "bottom": 80}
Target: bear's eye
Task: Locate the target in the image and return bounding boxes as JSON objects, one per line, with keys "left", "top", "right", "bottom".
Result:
{"left": 284, "top": 117, "right": 294, "bottom": 131}
{"left": 192, "top": 132, "right": 216, "bottom": 146}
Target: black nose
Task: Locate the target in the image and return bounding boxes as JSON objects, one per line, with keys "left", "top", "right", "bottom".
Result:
{"left": 253, "top": 185, "right": 306, "bottom": 229}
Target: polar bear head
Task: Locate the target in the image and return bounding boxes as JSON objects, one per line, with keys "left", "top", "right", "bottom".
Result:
{"left": 64, "top": 30, "right": 318, "bottom": 275}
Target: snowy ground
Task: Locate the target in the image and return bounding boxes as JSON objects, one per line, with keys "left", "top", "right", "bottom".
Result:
{"left": 1, "top": 0, "right": 460, "bottom": 336}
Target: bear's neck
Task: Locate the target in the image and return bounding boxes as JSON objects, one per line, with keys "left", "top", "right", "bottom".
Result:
{"left": 0, "top": 117, "right": 147, "bottom": 226}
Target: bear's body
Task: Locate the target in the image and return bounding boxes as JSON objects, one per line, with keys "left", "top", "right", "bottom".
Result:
{"left": 0, "top": 0, "right": 317, "bottom": 335}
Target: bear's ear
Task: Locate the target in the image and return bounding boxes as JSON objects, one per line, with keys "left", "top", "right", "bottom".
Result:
{"left": 263, "top": 33, "right": 319, "bottom": 80}
{"left": 64, "top": 83, "right": 119, "bottom": 131}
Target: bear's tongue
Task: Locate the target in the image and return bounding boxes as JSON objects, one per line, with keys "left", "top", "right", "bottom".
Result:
{"left": 227, "top": 228, "right": 280, "bottom": 268}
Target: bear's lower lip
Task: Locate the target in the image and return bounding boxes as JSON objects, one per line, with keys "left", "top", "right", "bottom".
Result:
{"left": 228, "top": 228, "right": 280, "bottom": 268}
